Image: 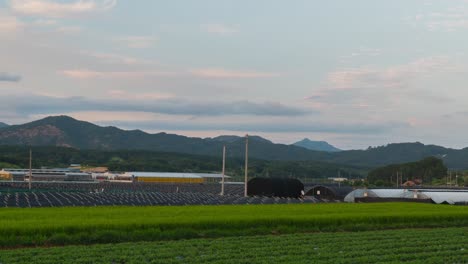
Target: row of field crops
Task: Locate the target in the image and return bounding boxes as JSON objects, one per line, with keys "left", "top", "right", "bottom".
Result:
{"left": 1, "top": 227, "right": 466, "bottom": 264}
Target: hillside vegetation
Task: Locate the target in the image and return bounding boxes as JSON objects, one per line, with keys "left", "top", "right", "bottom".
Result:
{"left": 0, "top": 146, "right": 366, "bottom": 179}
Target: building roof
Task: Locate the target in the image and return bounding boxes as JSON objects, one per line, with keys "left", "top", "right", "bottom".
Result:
{"left": 193, "top": 173, "right": 231, "bottom": 179}
{"left": 124, "top": 172, "right": 230, "bottom": 179}
{"left": 3, "top": 168, "right": 77, "bottom": 173}
{"left": 421, "top": 191, "right": 468, "bottom": 204}
{"left": 125, "top": 172, "right": 203, "bottom": 179}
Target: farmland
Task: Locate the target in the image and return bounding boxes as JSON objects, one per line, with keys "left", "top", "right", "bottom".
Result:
{"left": 1, "top": 227, "right": 466, "bottom": 263}
{"left": 0, "top": 203, "right": 467, "bottom": 248}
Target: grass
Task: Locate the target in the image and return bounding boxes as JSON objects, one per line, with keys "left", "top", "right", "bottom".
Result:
{"left": 0, "top": 227, "right": 466, "bottom": 263}
{"left": 0, "top": 203, "right": 467, "bottom": 248}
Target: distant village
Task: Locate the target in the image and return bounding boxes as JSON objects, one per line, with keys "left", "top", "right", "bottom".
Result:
{"left": 0, "top": 164, "right": 229, "bottom": 184}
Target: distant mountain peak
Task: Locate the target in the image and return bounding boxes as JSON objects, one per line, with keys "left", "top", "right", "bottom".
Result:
{"left": 0, "top": 122, "right": 8, "bottom": 128}
{"left": 208, "top": 135, "right": 272, "bottom": 144}
{"left": 293, "top": 138, "right": 341, "bottom": 152}
{"left": 33, "top": 115, "right": 88, "bottom": 125}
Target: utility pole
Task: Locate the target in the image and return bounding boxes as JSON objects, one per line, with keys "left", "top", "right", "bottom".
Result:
{"left": 221, "top": 145, "right": 226, "bottom": 196}
{"left": 446, "top": 171, "right": 449, "bottom": 187}
{"left": 338, "top": 170, "right": 341, "bottom": 188}
{"left": 28, "top": 148, "right": 32, "bottom": 191}
{"left": 449, "top": 171, "right": 452, "bottom": 187}
{"left": 244, "top": 134, "right": 249, "bottom": 197}
{"left": 396, "top": 171, "right": 399, "bottom": 188}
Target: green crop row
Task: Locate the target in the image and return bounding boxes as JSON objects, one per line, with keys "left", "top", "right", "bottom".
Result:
{"left": 0, "top": 203, "right": 467, "bottom": 247}
{"left": 1, "top": 227, "right": 466, "bottom": 264}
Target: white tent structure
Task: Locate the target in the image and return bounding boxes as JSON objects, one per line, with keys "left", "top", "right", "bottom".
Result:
{"left": 344, "top": 188, "right": 468, "bottom": 205}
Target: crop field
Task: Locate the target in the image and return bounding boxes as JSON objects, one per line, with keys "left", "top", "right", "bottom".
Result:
{"left": 0, "top": 203, "right": 467, "bottom": 248}
{"left": 1, "top": 227, "right": 466, "bottom": 264}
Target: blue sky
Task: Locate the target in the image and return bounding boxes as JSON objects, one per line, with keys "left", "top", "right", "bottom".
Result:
{"left": 1, "top": 0, "right": 468, "bottom": 149}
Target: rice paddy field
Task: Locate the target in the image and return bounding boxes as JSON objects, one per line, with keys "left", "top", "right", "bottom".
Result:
{"left": 0, "top": 203, "right": 467, "bottom": 263}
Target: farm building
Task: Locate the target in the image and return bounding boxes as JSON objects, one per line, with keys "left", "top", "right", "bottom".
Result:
{"left": 83, "top": 167, "right": 109, "bottom": 173}
{"left": 344, "top": 188, "right": 468, "bottom": 204}
{"left": 92, "top": 172, "right": 119, "bottom": 181}
{"left": 0, "top": 170, "right": 12, "bottom": 181}
{"left": 122, "top": 172, "right": 230, "bottom": 184}
{"left": 1, "top": 168, "right": 92, "bottom": 182}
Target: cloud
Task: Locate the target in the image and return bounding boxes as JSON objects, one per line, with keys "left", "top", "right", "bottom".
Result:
{"left": 190, "top": 68, "right": 278, "bottom": 79}
{"left": 81, "top": 51, "right": 153, "bottom": 65}
{"left": 200, "top": 24, "right": 239, "bottom": 36}
{"left": 0, "top": 13, "right": 23, "bottom": 32}
{"left": 1, "top": 94, "right": 310, "bottom": 117}
{"left": 406, "top": 3, "right": 468, "bottom": 32}
{"left": 327, "top": 56, "right": 460, "bottom": 89}
{"left": 32, "top": 18, "right": 57, "bottom": 26}
{"left": 340, "top": 48, "right": 382, "bottom": 62}
{"left": 97, "top": 118, "right": 407, "bottom": 135}
{"left": 61, "top": 68, "right": 278, "bottom": 80}
{"left": 55, "top": 25, "right": 82, "bottom": 33}
{"left": 0, "top": 72, "right": 22, "bottom": 82}
{"left": 116, "top": 36, "right": 156, "bottom": 49}
{"left": 9, "top": 0, "right": 117, "bottom": 18}
{"left": 60, "top": 69, "right": 176, "bottom": 79}
{"left": 107, "top": 90, "right": 173, "bottom": 100}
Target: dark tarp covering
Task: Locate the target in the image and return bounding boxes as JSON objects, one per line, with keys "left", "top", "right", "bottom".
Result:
{"left": 247, "top": 178, "right": 304, "bottom": 198}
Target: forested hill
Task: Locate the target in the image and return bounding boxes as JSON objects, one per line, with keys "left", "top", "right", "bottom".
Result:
{"left": 0, "top": 116, "right": 327, "bottom": 161}
{"left": 293, "top": 138, "right": 341, "bottom": 152}
{"left": 334, "top": 143, "right": 468, "bottom": 169}
{"left": 1, "top": 115, "right": 468, "bottom": 169}
{"left": 367, "top": 157, "right": 448, "bottom": 186}
{"left": 0, "top": 146, "right": 366, "bottom": 179}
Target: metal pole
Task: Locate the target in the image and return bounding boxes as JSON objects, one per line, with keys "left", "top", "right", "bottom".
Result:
{"left": 28, "top": 148, "right": 32, "bottom": 191}
{"left": 221, "top": 145, "right": 226, "bottom": 196}
{"left": 396, "top": 171, "right": 398, "bottom": 188}
{"left": 244, "top": 134, "right": 248, "bottom": 197}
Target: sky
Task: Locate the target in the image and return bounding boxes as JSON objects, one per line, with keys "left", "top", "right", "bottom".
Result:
{"left": 1, "top": 0, "right": 468, "bottom": 150}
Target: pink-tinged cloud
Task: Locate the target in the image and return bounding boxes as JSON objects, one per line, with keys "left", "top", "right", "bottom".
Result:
{"left": 10, "top": 0, "right": 116, "bottom": 18}
{"left": 0, "top": 14, "right": 23, "bottom": 33}
{"left": 60, "top": 69, "right": 176, "bottom": 79}
{"left": 190, "top": 68, "right": 278, "bottom": 79}
{"left": 107, "top": 90, "right": 174, "bottom": 100}
{"left": 81, "top": 51, "right": 153, "bottom": 65}
{"left": 327, "top": 56, "right": 461, "bottom": 89}
{"left": 406, "top": 117, "right": 433, "bottom": 127}
{"left": 200, "top": 24, "right": 239, "bottom": 36}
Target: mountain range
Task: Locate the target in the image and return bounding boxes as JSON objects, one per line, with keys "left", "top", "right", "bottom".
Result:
{"left": 293, "top": 138, "right": 341, "bottom": 152}
{"left": 1, "top": 115, "right": 468, "bottom": 169}
{"left": 0, "top": 122, "right": 8, "bottom": 128}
